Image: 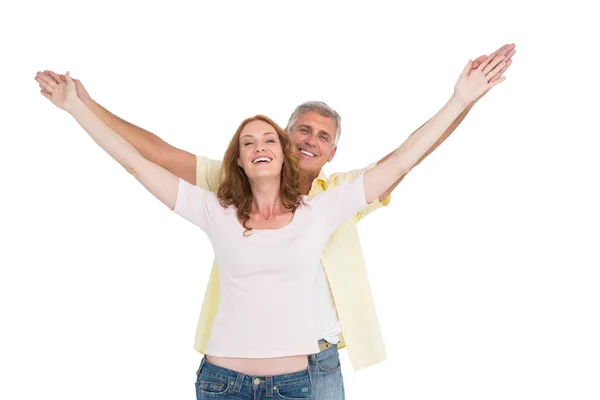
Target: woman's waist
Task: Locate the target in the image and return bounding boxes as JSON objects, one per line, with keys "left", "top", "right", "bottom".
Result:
{"left": 204, "top": 354, "right": 309, "bottom": 376}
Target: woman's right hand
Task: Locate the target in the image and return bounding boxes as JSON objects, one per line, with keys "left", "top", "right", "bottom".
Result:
{"left": 453, "top": 54, "right": 507, "bottom": 106}
{"left": 38, "top": 71, "right": 80, "bottom": 112}
{"left": 36, "top": 70, "right": 92, "bottom": 104}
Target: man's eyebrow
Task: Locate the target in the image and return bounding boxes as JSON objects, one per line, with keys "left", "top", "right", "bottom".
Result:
{"left": 297, "top": 124, "right": 332, "bottom": 138}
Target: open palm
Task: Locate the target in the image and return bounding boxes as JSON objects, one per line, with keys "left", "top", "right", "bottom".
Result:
{"left": 454, "top": 54, "right": 507, "bottom": 105}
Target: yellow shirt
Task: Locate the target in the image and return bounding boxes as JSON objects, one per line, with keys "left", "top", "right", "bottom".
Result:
{"left": 193, "top": 156, "right": 391, "bottom": 371}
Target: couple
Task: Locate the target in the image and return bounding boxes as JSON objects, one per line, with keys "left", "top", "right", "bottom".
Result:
{"left": 36, "top": 43, "right": 514, "bottom": 400}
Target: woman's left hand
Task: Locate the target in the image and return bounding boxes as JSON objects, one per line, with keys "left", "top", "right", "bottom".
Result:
{"left": 40, "top": 71, "right": 79, "bottom": 112}
{"left": 454, "top": 53, "right": 507, "bottom": 106}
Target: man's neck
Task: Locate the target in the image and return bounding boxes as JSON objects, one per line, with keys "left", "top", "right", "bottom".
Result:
{"left": 300, "top": 170, "right": 320, "bottom": 195}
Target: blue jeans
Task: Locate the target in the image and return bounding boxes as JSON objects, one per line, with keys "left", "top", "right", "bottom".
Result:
{"left": 195, "top": 340, "right": 344, "bottom": 399}
{"left": 308, "top": 340, "right": 345, "bottom": 400}
{"left": 195, "top": 357, "right": 312, "bottom": 399}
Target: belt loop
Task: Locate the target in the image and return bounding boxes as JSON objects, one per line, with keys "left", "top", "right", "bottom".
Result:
{"left": 233, "top": 372, "right": 245, "bottom": 393}
{"left": 196, "top": 357, "right": 206, "bottom": 377}
{"left": 266, "top": 376, "right": 274, "bottom": 397}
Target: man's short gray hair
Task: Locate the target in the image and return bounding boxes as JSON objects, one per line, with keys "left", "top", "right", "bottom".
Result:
{"left": 286, "top": 101, "right": 342, "bottom": 146}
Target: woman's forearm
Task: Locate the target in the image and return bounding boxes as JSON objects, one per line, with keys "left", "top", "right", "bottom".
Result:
{"left": 363, "top": 95, "right": 468, "bottom": 203}
{"left": 68, "top": 99, "right": 144, "bottom": 173}
{"left": 390, "top": 94, "right": 467, "bottom": 176}
{"left": 66, "top": 99, "right": 179, "bottom": 209}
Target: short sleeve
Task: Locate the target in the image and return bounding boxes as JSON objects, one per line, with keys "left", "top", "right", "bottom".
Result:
{"left": 173, "top": 177, "right": 219, "bottom": 231}
{"left": 196, "top": 156, "right": 223, "bottom": 193}
{"left": 310, "top": 173, "right": 369, "bottom": 232}
{"left": 330, "top": 162, "right": 391, "bottom": 222}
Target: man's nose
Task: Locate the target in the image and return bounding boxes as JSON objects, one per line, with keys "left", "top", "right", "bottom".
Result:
{"left": 304, "top": 134, "right": 317, "bottom": 147}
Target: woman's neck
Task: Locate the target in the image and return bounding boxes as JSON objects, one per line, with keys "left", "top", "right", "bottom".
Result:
{"left": 249, "top": 177, "right": 286, "bottom": 219}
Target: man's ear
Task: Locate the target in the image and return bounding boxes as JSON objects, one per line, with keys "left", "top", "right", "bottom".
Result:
{"left": 327, "top": 146, "right": 337, "bottom": 162}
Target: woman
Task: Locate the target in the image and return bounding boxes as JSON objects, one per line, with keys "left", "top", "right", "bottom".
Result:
{"left": 44, "top": 55, "right": 506, "bottom": 399}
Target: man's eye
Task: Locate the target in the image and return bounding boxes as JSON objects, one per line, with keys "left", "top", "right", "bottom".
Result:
{"left": 320, "top": 135, "right": 328, "bottom": 141}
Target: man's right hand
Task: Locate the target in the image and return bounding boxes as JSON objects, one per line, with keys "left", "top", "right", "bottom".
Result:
{"left": 36, "top": 70, "right": 92, "bottom": 104}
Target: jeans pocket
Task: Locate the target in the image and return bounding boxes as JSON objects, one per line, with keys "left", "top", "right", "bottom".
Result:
{"left": 196, "top": 372, "right": 230, "bottom": 398}
{"left": 315, "top": 350, "right": 341, "bottom": 373}
{"left": 275, "top": 378, "right": 312, "bottom": 400}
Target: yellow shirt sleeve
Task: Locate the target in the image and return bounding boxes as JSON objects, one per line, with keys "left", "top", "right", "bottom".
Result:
{"left": 329, "top": 162, "right": 391, "bottom": 222}
{"left": 195, "top": 156, "right": 223, "bottom": 193}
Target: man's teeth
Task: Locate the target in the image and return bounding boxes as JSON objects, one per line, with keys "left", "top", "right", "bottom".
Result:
{"left": 252, "top": 157, "right": 272, "bottom": 164}
{"left": 300, "top": 149, "right": 315, "bottom": 157}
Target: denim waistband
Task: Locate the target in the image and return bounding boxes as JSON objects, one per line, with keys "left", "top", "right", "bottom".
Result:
{"left": 197, "top": 356, "right": 311, "bottom": 392}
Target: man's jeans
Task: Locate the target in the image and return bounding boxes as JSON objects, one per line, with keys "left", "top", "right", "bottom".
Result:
{"left": 308, "top": 340, "right": 345, "bottom": 400}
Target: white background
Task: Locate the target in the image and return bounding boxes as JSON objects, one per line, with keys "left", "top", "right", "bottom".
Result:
{"left": 2, "top": 1, "right": 599, "bottom": 399}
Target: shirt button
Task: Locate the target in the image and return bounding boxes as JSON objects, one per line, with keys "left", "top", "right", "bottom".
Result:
{"left": 253, "top": 378, "right": 260, "bottom": 385}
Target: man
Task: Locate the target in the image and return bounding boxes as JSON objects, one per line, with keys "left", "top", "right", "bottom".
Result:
{"left": 36, "top": 43, "right": 515, "bottom": 399}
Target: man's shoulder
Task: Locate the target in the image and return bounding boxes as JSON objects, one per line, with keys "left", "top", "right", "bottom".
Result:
{"left": 196, "top": 155, "right": 223, "bottom": 190}
{"left": 323, "top": 162, "right": 378, "bottom": 189}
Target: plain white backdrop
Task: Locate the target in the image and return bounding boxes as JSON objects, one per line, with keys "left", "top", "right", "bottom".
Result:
{"left": 2, "top": 1, "right": 599, "bottom": 399}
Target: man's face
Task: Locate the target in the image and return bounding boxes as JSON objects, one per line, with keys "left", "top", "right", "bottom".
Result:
{"left": 288, "top": 111, "right": 338, "bottom": 175}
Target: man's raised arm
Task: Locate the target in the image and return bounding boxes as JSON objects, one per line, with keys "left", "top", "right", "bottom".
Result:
{"left": 36, "top": 70, "right": 197, "bottom": 184}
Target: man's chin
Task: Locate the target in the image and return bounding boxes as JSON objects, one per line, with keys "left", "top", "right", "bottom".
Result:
{"left": 299, "top": 158, "right": 324, "bottom": 173}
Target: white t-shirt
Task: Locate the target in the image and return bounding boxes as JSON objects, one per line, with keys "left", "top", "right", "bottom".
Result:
{"left": 173, "top": 174, "right": 368, "bottom": 358}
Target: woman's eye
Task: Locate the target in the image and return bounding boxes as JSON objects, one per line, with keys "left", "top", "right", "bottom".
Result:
{"left": 243, "top": 143, "right": 252, "bottom": 146}
{"left": 266, "top": 139, "right": 275, "bottom": 143}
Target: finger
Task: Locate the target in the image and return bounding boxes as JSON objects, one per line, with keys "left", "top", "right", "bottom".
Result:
{"left": 504, "top": 48, "right": 516, "bottom": 60}
{"left": 485, "top": 60, "right": 507, "bottom": 80}
{"left": 497, "top": 43, "right": 516, "bottom": 55}
{"left": 489, "top": 59, "right": 512, "bottom": 82}
{"left": 496, "top": 44, "right": 510, "bottom": 56}
{"left": 48, "top": 70, "right": 66, "bottom": 83}
{"left": 40, "top": 90, "right": 52, "bottom": 100}
{"left": 35, "top": 76, "right": 55, "bottom": 93}
{"left": 65, "top": 71, "right": 74, "bottom": 83}
{"left": 487, "top": 76, "right": 506, "bottom": 89}
{"left": 477, "top": 52, "right": 497, "bottom": 71}
{"left": 36, "top": 72, "right": 59, "bottom": 88}
{"left": 483, "top": 55, "right": 506, "bottom": 75}
{"left": 473, "top": 54, "right": 487, "bottom": 66}
{"left": 42, "top": 70, "right": 63, "bottom": 83}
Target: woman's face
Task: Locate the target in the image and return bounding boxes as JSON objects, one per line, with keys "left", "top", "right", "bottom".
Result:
{"left": 237, "top": 120, "right": 284, "bottom": 181}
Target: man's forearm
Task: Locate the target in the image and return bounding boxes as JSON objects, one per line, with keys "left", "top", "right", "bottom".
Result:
{"left": 378, "top": 101, "right": 474, "bottom": 168}
{"left": 364, "top": 95, "right": 468, "bottom": 203}
{"left": 68, "top": 100, "right": 178, "bottom": 208}
{"left": 84, "top": 99, "right": 167, "bottom": 161}
{"left": 389, "top": 95, "right": 467, "bottom": 176}
{"left": 374, "top": 98, "right": 474, "bottom": 200}
{"left": 69, "top": 100, "right": 143, "bottom": 171}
